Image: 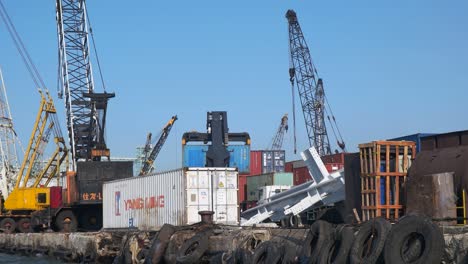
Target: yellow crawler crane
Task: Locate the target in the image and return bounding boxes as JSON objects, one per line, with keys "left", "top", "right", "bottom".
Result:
{"left": 0, "top": 90, "right": 68, "bottom": 233}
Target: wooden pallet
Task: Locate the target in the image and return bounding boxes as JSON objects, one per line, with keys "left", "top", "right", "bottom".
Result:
{"left": 359, "top": 141, "right": 416, "bottom": 221}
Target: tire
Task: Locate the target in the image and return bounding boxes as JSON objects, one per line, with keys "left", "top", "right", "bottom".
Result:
{"left": 384, "top": 215, "right": 444, "bottom": 264}
{"left": 209, "top": 252, "right": 223, "bottom": 264}
{"left": 30, "top": 214, "right": 43, "bottom": 232}
{"left": 281, "top": 240, "right": 298, "bottom": 264}
{"left": 55, "top": 210, "right": 78, "bottom": 232}
{"left": 289, "top": 215, "right": 300, "bottom": 228}
{"left": 176, "top": 233, "right": 209, "bottom": 264}
{"left": 252, "top": 241, "right": 279, "bottom": 264}
{"left": 145, "top": 224, "right": 175, "bottom": 264}
{"left": 0, "top": 218, "right": 16, "bottom": 233}
{"left": 319, "top": 225, "right": 355, "bottom": 263}
{"left": 267, "top": 242, "right": 284, "bottom": 263}
{"left": 234, "top": 248, "right": 251, "bottom": 264}
{"left": 302, "top": 220, "right": 334, "bottom": 263}
{"left": 17, "top": 218, "right": 32, "bottom": 233}
{"left": 349, "top": 218, "right": 391, "bottom": 264}
{"left": 79, "top": 209, "right": 102, "bottom": 231}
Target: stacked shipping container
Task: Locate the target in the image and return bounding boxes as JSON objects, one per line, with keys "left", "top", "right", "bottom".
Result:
{"left": 246, "top": 172, "right": 293, "bottom": 201}
{"left": 238, "top": 150, "right": 287, "bottom": 205}
{"left": 183, "top": 145, "right": 250, "bottom": 174}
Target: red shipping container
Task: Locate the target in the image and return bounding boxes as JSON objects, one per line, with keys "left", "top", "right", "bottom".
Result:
{"left": 238, "top": 174, "right": 248, "bottom": 203}
{"left": 321, "top": 153, "right": 345, "bottom": 164}
{"left": 250, "top": 151, "right": 263, "bottom": 176}
{"left": 285, "top": 161, "right": 293, "bottom": 172}
{"left": 293, "top": 167, "right": 312, "bottom": 186}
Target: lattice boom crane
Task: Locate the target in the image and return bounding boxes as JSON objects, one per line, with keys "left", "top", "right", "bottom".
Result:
{"left": 269, "top": 114, "right": 288, "bottom": 150}
{"left": 56, "top": 0, "right": 114, "bottom": 170}
{"left": 286, "top": 10, "right": 332, "bottom": 156}
{"left": 139, "top": 116, "right": 178, "bottom": 176}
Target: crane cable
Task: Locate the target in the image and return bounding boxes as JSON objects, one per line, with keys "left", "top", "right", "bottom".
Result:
{"left": 290, "top": 72, "right": 297, "bottom": 154}
{"left": 324, "top": 94, "right": 346, "bottom": 151}
{"left": 84, "top": 4, "right": 107, "bottom": 93}
{"left": 288, "top": 31, "right": 297, "bottom": 154}
{"left": 0, "top": 1, "right": 64, "bottom": 141}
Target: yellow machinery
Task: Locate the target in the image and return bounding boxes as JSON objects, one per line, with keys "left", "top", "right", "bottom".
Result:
{"left": 3, "top": 90, "right": 68, "bottom": 211}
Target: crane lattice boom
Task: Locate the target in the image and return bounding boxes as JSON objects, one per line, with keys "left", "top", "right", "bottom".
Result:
{"left": 0, "top": 69, "right": 21, "bottom": 199}
{"left": 286, "top": 10, "right": 331, "bottom": 156}
{"left": 269, "top": 114, "right": 288, "bottom": 150}
{"left": 139, "top": 116, "right": 178, "bottom": 176}
{"left": 56, "top": 0, "right": 113, "bottom": 169}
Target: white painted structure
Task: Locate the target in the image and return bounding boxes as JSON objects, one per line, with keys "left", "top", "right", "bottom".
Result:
{"left": 241, "top": 147, "right": 345, "bottom": 225}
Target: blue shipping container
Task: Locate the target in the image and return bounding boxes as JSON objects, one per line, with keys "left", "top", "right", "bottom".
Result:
{"left": 183, "top": 145, "right": 208, "bottom": 167}
{"left": 389, "top": 133, "right": 436, "bottom": 152}
{"left": 227, "top": 145, "right": 250, "bottom": 174}
{"left": 182, "top": 144, "right": 251, "bottom": 174}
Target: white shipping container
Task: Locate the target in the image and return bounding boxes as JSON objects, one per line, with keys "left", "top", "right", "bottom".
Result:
{"left": 103, "top": 168, "right": 239, "bottom": 230}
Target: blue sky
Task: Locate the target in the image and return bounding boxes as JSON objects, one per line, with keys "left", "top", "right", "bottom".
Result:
{"left": 0, "top": 1, "right": 467, "bottom": 172}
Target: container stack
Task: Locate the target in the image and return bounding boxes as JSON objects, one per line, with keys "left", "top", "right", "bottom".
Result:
{"left": 239, "top": 150, "right": 286, "bottom": 210}
{"left": 359, "top": 141, "right": 416, "bottom": 221}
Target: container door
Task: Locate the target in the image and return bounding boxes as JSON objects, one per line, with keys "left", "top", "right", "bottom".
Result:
{"left": 186, "top": 169, "right": 212, "bottom": 224}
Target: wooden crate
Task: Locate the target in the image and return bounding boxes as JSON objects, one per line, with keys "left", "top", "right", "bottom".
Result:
{"left": 359, "top": 141, "right": 416, "bottom": 221}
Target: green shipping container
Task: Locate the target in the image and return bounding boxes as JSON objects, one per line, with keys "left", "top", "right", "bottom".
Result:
{"left": 246, "top": 172, "right": 293, "bottom": 201}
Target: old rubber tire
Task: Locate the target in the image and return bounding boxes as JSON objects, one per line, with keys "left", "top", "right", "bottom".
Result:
{"left": 234, "top": 248, "right": 251, "bottom": 264}
{"left": 176, "top": 233, "right": 209, "bottom": 264}
{"left": 289, "top": 215, "right": 300, "bottom": 228}
{"left": 252, "top": 241, "right": 282, "bottom": 264}
{"left": 349, "top": 218, "right": 391, "bottom": 264}
{"left": 55, "top": 210, "right": 78, "bottom": 232}
{"left": 280, "top": 217, "right": 289, "bottom": 228}
{"left": 266, "top": 242, "right": 284, "bottom": 263}
{"left": 303, "top": 220, "right": 334, "bottom": 263}
{"left": 17, "top": 218, "right": 32, "bottom": 233}
{"left": 79, "top": 209, "right": 102, "bottom": 231}
{"left": 281, "top": 240, "right": 299, "bottom": 264}
{"left": 384, "top": 215, "right": 444, "bottom": 264}
{"left": 0, "top": 218, "right": 16, "bottom": 233}
{"left": 319, "top": 225, "right": 355, "bottom": 263}
{"left": 145, "top": 224, "right": 176, "bottom": 264}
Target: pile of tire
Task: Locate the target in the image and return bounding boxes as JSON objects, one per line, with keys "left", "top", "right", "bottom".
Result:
{"left": 114, "top": 215, "right": 445, "bottom": 264}
{"left": 298, "top": 215, "right": 445, "bottom": 264}
{"left": 348, "top": 215, "right": 444, "bottom": 264}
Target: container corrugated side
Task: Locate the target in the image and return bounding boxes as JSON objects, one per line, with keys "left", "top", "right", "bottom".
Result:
{"left": 262, "top": 150, "right": 285, "bottom": 173}
{"left": 227, "top": 145, "right": 250, "bottom": 174}
{"left": 238, "top": 174, "right": 247, "bottom": 203}
{"left": 183, "top": 145, "right": 250, "bottom": 173}
{"left": 272, "top": 172, "right": 293, "bottom": 186}
{"left": 103, "top": 169, "right": 186, "bottom": 230}
{"left": 183, "top": 145, "right": 209, "bottom": 167}
{"left": 293, "top": 167, "right": 312, "bottom": 186}
{"left": 186, "top": 167, "right": 239, "bottom": 225}
{"left": 250, "top": 151, "right": 263, "bottom": 176}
